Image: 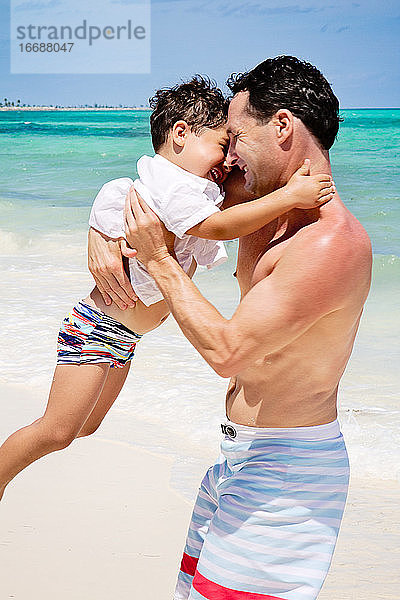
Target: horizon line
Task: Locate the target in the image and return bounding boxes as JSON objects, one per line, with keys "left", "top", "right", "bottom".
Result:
{"left": 1, "top": 105, "right": 399, "bottom": 111}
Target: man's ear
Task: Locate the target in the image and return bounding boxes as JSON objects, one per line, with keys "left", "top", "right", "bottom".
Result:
{"left": 171, "top": 120, "right": 190, "bottom": 148}
{"left": 272, "top": 109, "right": 294, "bottom": 145}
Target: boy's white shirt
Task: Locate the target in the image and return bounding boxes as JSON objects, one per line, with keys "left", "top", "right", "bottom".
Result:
{"left": 89, "top": 154, "right": 228, "bottom": 306}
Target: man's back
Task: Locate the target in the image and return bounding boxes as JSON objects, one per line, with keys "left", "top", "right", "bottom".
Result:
{"left": 227, "top": 195, "right": 372, "bottom": 427}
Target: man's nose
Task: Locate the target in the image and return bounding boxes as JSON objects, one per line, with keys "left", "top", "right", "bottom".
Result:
{"left": 225, "top": 146, "right": 238, "bottom": 168}
{"left": 222, "top": 159, "right": 232, "bottom": 173}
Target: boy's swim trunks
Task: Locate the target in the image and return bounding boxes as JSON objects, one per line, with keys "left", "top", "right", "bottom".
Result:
{"left": 174, "top": 419, "right": 350, "bottom": 600}
{"left": 57, "top": 300, "right": 142, "bottom": 369}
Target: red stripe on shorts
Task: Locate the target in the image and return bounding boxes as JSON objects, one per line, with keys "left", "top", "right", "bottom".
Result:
{"left": 192, "top": 571, "right": 285, "bottom": 600}
{"left": 180, "top": 552, "right": 199, "bottom": 576}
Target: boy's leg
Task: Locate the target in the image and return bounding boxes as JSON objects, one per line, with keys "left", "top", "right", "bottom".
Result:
{"left": 0, "top": 363, "right": 109, "bottom": 498}
{"left": 78, "top": 362, "right": 131, "bottom": 436}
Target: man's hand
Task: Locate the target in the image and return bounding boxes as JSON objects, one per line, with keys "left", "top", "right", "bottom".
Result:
{"left": 123, "top": 186, "right": 170, "bottom": 268}
{"left": 87, "top": 227, "right": 138, "bottom": 309}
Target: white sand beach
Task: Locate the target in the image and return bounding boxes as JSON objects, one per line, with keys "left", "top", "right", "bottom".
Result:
{"left": 1, "top": 384, "right": 399, "bottom": 600}
{"left": 0, "top": 386, "right": 193, "bottom": 599}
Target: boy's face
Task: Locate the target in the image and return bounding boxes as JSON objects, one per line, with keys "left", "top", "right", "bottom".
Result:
{"left": 180, "top": 125, "right": 230, "bottom": 185}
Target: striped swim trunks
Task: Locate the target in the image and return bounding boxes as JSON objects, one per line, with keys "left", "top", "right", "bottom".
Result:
{"left": 57, "top": 300, "right": 142, "bottom": 369}
{"left": 175, "top": 419, "right": 350, "bottom": 600}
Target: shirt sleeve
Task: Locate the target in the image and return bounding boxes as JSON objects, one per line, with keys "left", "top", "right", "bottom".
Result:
{"left": 89, "top": 177, "right": 134, "bottom": 239}
{"left": 152, "top": 181, "right": 221, "bottom": 239}
{"left": 192, "top": 239, "right": 228, "bottom": 269}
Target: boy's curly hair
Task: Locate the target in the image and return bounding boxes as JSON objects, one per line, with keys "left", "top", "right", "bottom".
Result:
{"left": 149, "top": 75, "right": 229, "bottom": 152}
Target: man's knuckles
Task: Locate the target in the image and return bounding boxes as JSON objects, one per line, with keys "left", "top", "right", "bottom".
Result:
{"left": 98, "top": 262, "right": 121, "bottom": 275}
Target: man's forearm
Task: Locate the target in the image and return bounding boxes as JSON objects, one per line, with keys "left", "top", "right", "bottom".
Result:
{"left": 147, "top": 256, "right": 232, "bottom": 376}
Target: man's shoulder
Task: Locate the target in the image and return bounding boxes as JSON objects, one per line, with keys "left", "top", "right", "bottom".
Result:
{"left": 287, "top": 202, "right": 371, "bottom": 267}
{"left": 273, "top": 203, "right": 372, "bottom": 308}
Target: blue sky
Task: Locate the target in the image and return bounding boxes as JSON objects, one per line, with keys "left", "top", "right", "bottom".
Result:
{"left": 1, "top": 0, "right": 399, "bottom": 108}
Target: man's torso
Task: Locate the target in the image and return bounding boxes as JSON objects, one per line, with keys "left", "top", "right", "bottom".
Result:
{"left": 226, "top": 198, "right": 372, "bottom": 427}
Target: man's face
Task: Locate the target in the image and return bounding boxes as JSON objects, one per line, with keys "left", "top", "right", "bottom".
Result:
{"left": 226, "top": 92, "right": 280, "bottom": 196}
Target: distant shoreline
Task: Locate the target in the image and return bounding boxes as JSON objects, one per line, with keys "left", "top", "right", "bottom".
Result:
{"left": 0, "top": 106, "right": 398, "bottom": 112}
{"left": 0, "top": 106, "right": 150, "bottom": 111}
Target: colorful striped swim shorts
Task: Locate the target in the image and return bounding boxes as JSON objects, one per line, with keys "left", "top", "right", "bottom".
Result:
{"left": 57, "top": 300, "right": 142, "bottom": 369}
{"left": 174, "top": 419, "right": 350, "bottom": 600}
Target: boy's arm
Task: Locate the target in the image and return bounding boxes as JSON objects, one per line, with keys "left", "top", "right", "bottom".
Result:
{"left": 186, "top": 188, "right": 295, "bottom": 240}
{"left": 186, "top": 161, "right": 334, "bottom": 240}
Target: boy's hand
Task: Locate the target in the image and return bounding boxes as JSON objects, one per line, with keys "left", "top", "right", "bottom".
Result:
{"left": 285, "top": 159, "right": 336, "bottom": 209}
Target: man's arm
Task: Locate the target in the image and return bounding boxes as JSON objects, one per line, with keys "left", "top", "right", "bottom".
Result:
{"left": 88, "top": 215, "right": 179, "bottom": 308}
{"left": 124, "top": 189, "right": 351, "bottom": 377}
{"left": 87, "top": 169, "right": 250, "bottom": 306}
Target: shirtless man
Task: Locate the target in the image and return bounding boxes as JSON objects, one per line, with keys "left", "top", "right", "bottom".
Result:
{"left": 88, "top": 56, "right": 372, "bottom": 600}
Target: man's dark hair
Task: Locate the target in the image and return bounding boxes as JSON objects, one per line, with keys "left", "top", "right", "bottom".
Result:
{"left": 149, "top": 75, "right": 229, "bottom": 152}
{"left": 227, "top": 56, "right": 341, "bottom": 150}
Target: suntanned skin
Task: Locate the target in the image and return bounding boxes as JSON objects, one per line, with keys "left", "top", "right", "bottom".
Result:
{"left": 123, "top": 91, "right": 372, "bottom": 428}
{"left": 224, "top": 189, "right": 370, "bottom": 426}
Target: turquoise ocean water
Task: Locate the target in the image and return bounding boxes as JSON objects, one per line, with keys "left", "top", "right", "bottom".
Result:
{"left": 0, "top": 109, "right": 399, "bottom": 493}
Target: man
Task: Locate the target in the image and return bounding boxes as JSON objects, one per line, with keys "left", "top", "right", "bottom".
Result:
{"left": 88, "top": 56, "right": 372, "bottom": 600}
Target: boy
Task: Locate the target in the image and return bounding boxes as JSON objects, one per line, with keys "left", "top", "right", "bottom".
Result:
{"left": 0, "top": 76, "right": 335, "bottom": 500}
